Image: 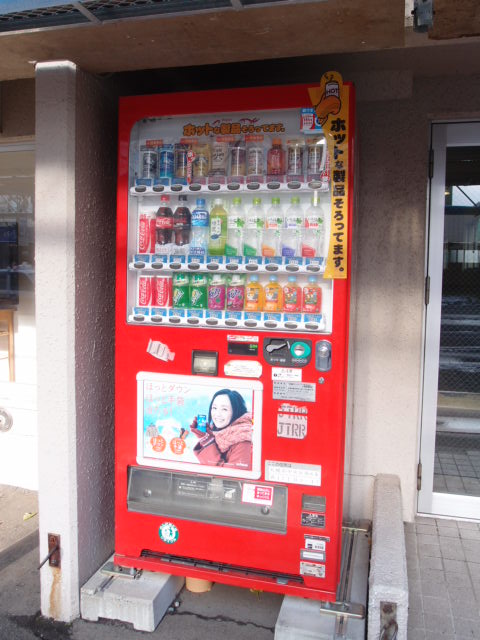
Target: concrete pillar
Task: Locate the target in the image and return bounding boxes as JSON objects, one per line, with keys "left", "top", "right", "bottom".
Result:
{"left": 35, "top": 61, "right": 116, "bottom": 622}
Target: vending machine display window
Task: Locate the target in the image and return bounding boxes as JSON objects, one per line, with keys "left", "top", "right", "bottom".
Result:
{"left": 125, "top": 106, "right": 335, "bottom": 334}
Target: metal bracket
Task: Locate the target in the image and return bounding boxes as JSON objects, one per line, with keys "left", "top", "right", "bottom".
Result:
{"left": 380, "top": 602, "right": 398, "bottom": 639}
{"left": 101, "top": 561, "right": 142, "bottom": 579}
{"left": 38, "top": 533, "right": 60, "bottom": 569}
{"left": 318, "top": 599, "right": 365, "bottom": 619}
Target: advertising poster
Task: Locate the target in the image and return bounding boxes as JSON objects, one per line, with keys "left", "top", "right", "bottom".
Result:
{"left": 137, "top": 372, "right": 263, "bottom": 479}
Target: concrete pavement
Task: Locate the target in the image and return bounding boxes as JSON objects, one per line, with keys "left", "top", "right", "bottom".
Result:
{"left": 0, "top": 484, "right": 282, "bottom": 640}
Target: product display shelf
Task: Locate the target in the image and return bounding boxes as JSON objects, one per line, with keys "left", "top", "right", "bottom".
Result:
{"left": 130, "top": 179, "right": 328, "bottom": 197}
{"left": 127, "top": 308, "right": 326, "bottom": 333}
{"left": 129, "top": 257, "right": 325, "bottom": 275}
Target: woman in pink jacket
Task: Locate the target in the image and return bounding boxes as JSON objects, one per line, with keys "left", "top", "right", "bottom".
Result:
{"left": 193, "top": 389, "right": 253, "bottom": 470}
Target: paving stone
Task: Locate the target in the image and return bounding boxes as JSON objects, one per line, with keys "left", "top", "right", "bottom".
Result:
{"left": 416, "top": 523, "right": 437, "bottom": 534}
{"left": 420, "top": 580, "right": 448, "bottom": 598}
{"left": 457, "top": 521, "right": 480, "bottom": 530}
{"left": 445, "top": 571, "right": 473, "bottom": 588}
{"left": 422, "top": 595, "right": 451, "bottom": 616}
{"left": 418, "top": 543, "right": 442, "bottom": 558}
{"left": 417, "top": 533, "right": 440, "bottom": 547}
{"left": 407, "top": 608, "right": 424, "bottom": 628}
{"left": 419, "top": 556, "right": 443, "bottom": 571}
{"left": 460, "top": 529, "right": 480, "bottom": 541}
{"left": 437, "top": 526, "right": 460, "bottom": 538}
{"left": 443, "top": 559, "right": 469, "bottom": 573}
{"left": 423, "top": 613, "right": 453, "bottom": 633}
{"left": 453, "top": 616, "right": 480, "bottom": 637}
{"left": 435, "top": 519, "right": 458, "bottom": 529}
{"left": 407, "top": 628, "right": 426, "bottom": 640}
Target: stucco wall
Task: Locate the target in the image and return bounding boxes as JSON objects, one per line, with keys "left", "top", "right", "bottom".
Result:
{"left": 343, "top": 69, "right": 480, "bottom": 523}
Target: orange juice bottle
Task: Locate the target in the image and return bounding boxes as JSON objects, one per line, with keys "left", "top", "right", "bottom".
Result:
{"left": 263, "top": 275, "right": 283, "bottom": 312}
{"left": 244, "top": 274, "right": 263, "bottom": 311}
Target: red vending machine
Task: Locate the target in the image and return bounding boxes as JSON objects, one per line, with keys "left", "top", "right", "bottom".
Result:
{"left": 115, "top": 72, "right": 354, "bottom": 601}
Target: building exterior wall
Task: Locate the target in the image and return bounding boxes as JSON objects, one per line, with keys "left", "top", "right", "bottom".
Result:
{"left": 0, "top": 79, "right": 36, "bottom": 489}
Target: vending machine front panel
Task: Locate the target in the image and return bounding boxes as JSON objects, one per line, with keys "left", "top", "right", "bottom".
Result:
{"left": 115, "top": 76, "right": 354, "bottom": 601}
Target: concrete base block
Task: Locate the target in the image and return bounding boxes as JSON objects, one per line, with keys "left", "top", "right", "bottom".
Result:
{"left": 368, "top": 474, "right": 408, "bottom": 640}
{"left": 80, "top": 559, "right": 185, "bottom": 632}
{"left": 275, "top": 525, "right": 369, "bottom": 639}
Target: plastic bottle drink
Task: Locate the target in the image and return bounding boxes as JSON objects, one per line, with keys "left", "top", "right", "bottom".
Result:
{"left": 302, "top": 193, "right": 325, "bottom": 257}
{"left": 155, "top": 194, "right": 174, "bottom": 252}
{"left": 172, "top": 272, "right": 190, "bottom": 308}
{"left": 302, "top": 276, "right": 322, "bottom": 314}
{"left": 229, "top": 139, "right": 246, "bottom": 180}
{"left": 173, "top": 195, "right": 191, "bottom": 247}
{"left": 243, "top": 198, "right": 264, "bottom": 257}
{"left": 207, "top": 274, "right": 226, "bottom": 310}
{"left": 267, "top": 138, "right": 285, "bottom": 179}
{"left": 189, "top": 198, "right": 209, "bottom": 260}
{"left": 190, "top": 273, "right": 208, "bottom": 309}
{"left": 226, "top": 274, "right": 245, "bottom": 311}
{"left": 225, "top": 197, "right": 245, "bottom": 256}
{"left": 283, "top": 275, "right": 301, "bottom": 313}
{"left": 208, "top": 198, "right": 228, "bottom": 256}
{"left": 281, "top": 196, "right": 303, "bottom": 257}
{"left": 244, "top": 274, "right": 263, "bottom": 312}
{"left": 262, "top": 197, "right": 283, "bottom": 257}
{"left": 263, "top": 275, "right": 283, "bottom": 312}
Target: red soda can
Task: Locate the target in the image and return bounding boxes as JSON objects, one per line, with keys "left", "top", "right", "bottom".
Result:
{"left": 152, "top": 276, "right": 172, "bottom": 307}
{"left": 138, "top": 213, "right": 150, "bottom": 253}
{"left": 137, "top": 276, "right": 152, "bottom": 306}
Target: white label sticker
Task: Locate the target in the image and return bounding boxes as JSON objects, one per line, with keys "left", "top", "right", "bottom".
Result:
{"left": 277, "top": 413, "right": 307, "bottom": 439}
{"left": 227, "top": 334, "right": 260, "bottom": 343}
{"left": 265, "top": 461, "right": 321, "bottom": 486}
{"left": 242, "top": 483, "right": 274, "bottom": 506}
{"left": 305, "top": 537, "right": 327, "bottom": 552}
{"left": 147, "top": 339, "right": 175, "bottom": 361}
{"left": 300, "top": 561, "right": 325, "bottom": 578}
{"left": 301, "top": 549, "right": 325, "bottom": 562}
{"left": 224, "top": 360, "right": 263, "bottom": 378}
{"left": 272, "top": 367, "right": 302, "bottom": 381}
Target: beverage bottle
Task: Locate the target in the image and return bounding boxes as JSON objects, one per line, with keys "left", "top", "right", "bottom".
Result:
{"left": 262, "top": 197, "right": 283, "bottom": 257}
{"left": 281, "top": 196, "right": 303, "bottom": 257}
{"left": 190, "top": 273, "right": 208, "bottom": 309}
{"left": 306, "top": 134, "right": 327, "bottom": 180}
{"left": 208, "top": 198, "right": 228, "bottom": 256}
{"left": 263, "top": 275, "right": 283, "bottom": 312}
{"left": 226, "top": 274, "right": 245, "bottom": 312}
{"left": 267, "top": 138, "right": 285, "bottom": 179}
{"left": 286, "top": 139, "right": 305, "bottom": 179}
{"left": 225, "top": 197, "right": 245, "bottom": 256}
{"left": 246, "top": 138, "right": 264, "bottom": 180}
{"left": 302, "top": 276, "right": 322, "bottom": 314}
{"left": 207, "top": 274, "right": 226, "bottom": 310}
{"left": 155, "top": 194, "right": 174, "bottom": 252}
{"left": 243, "top": 198, "right": 264, "bottom": 257}
{"left": 283, "top": 275, "right": 301, "bottom": 313}
{"left": 172, "top": 272, "right": 190, "bottom": 308}
{"left": 244, "top": 274, "right": 263, "bottom": 312}
{"left": 210, "top": 140, "right": 228, "bottom": 177}
{"left": 302, "top": 193, "right": 326, "bottom": 257}
{"left": 189, "top": 198, "right": 209, "bottom": 260}
{"left": 229, "top": 139, "right": 246, "bottom": 181}
{"left": 192, "top": 143, "right": 210, "bottom": 182}
{"left": 173, "top": 195, "right": 191, "bottom": 248}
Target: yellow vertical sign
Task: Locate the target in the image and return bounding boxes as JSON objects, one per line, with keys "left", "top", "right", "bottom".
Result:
{"left": 308, "top": 72, "right": 350, "bottom": 279}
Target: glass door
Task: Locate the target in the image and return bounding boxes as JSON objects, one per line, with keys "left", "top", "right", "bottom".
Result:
{"left": 418, "top": 122, "right": 480, "bottom": 519}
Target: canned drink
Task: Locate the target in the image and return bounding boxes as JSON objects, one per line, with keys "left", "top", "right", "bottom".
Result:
{"left": 138, "top": 211, "right": 156, "bottom": 253}
{"left": 153, "top": 276, "right": 172, "bottom": 307}
{"left": 138, "top": 275, "right": 153, "bottom": 306}
{"left": 174, "top": 144, "right": 189, "bottom": 179}
{"left": 141, "top": 146, "right": 158, "bottom": 179}
{"left": 158, "top": 145, "right": 174, "bottom": 180}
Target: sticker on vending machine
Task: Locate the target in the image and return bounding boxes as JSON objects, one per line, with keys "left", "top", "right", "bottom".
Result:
{"left": 299, "top": 561, "right": 325, "bottom": 578}
{"left": 241, "top": 483, "right": 274, "bottom": 506}
{"left": 277, "top": 413, "right": 307, "bottom": 439}
{"left": 146, "top": 339, "right": 175, "bottom": 362}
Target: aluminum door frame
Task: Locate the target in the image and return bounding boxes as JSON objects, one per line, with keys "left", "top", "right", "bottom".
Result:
{"left": 418, "top": 121, "right": 480, "bottom": 519}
